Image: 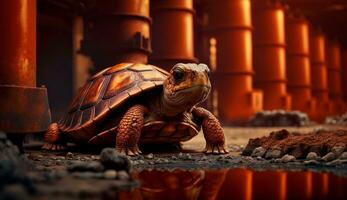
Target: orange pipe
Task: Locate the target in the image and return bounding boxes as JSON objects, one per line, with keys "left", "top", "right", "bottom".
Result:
{"left": 0, "top": 0, "right": 36, "bottom": 87}
{"left": 150, "top": 0, "right": 196, "bottom": 70}
{"left": 205, "top": 0, "right": 263, "bottom": 124}
{"left": 286, "top": 14, "right": 315, "bottom": 116}
{"left": 309, "top": 28, "right": 331, "bottom": 121}
{"left": 342, "top": 50, "right": 347, "bottom": 102}
{"left": 252, "top": 0, "right": 291, "bottom": 110}
{"left": 326, "top": 40, "right": 344, "bottom": 114}
{"left": 85, "top": 0, "right": 151, "bottom": 69}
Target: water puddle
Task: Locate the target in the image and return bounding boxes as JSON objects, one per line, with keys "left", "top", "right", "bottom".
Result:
{"left": 119, "top": 168, "right": 347, "bottom": 200}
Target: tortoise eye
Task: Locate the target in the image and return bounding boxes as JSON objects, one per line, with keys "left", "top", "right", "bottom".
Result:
{"left": 205, "top": 68, "right": 211, "bottom": 77}
{"left": 172, "top": 69, "right": 184, "bottom": 83}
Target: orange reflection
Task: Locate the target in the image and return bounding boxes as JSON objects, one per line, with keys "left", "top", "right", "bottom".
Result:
{"left": 119, "top": 169, "right": 347, "bottom": 200}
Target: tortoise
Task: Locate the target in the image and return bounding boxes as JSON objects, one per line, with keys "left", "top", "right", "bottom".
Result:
{"left": 43, "top": 63, "right": 227, "bottom": 155}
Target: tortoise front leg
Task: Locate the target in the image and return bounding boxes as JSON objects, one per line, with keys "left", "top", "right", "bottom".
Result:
{"left": 116, "top": 104, "right": 148, "bottom": 156}
{"left": 192, "top": 107, "right": 228, "bottom": 154}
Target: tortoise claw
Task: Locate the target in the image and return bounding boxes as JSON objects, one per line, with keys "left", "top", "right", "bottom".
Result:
{"left": 204, "top": 143, "right": 229, "bottom": 154}
{"left": 42, "top": 143, "right": 67, "bottom": 151}
{"left": 116, "top": 145, "right": 142, "bottom": 156}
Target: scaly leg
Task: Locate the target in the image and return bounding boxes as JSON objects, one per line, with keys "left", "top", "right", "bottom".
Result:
{"left": 42, "top": 123, "right": 67, "bottom": 151}
{"left": 116, "top": 104, "right": 148, "bottom": 156}
{"left": 192, "top": 107, "right": 228, "bottom": 154}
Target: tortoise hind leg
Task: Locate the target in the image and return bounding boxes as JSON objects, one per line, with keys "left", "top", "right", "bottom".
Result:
{"left": 42, "top": 123, "right": 67, "bottom": 151}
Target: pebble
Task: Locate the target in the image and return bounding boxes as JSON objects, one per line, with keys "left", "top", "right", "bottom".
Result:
{"left": 306, "top": 152, "right": 319, "bottom": 160}
{"left": 66, "top": 152, "right": 73, "bottom": 158}
{"left": 117, "top": 170, "right": 130, "bottom": 180}
{"left": 228, "top": 144, "right": 242, "bottom": 152}
{"left": 331, "top": 144, "right": 345, "bottom": 156}
{"left": 145, "top": 153, "right": 154, "bottom": 159}
{"left": 99, "top": 148, "right": 131, "bottom": 171}
{"left": 251, "top": 147, "right": 266, "bottom": 157}
{"left": 103, "top": 170, "right": 117, "bottom": 179}
{"left": 71, "top": 172, "right": 103, "bottom": 179}
{"left": 303, "top": 160, "right": 320, "bottom": 165}
{"left": 265, "top": 149, "right": 282, "bottom": 159}
{"left": 322, "top": 152, "right": 336, "bottom": 162}
{"left": 326, "top": 159, "right": 347, "bottom": 166}
{"left": 280, "top": 154, "right": 296, "bottom": 163}
{"left": 339, "top": 152, "right": 347, "bottom": 159}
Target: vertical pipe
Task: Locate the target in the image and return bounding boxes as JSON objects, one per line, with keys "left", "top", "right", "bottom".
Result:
{"left": 312, "top": 173, "right": 329, "bottom": 200}
{"left": 326, "top": 40, "right": 344, "bottom": 114}
{"left": 285, "top": 13, "right": 316, "bottom": 117}
{"left": 205, "top": 0, "right": 263, "bottom": 124}
{"left": 150, "top": 0, "right": 196, "bottom": 70}
{"left": 253, "top": 0, "right": 291, "bottom": 110}
{"left": 84, "top": 0, "right": 151, "bottom": 70}
{"left": 0, "top": 0, "right": 36, "bottom": 86}
{"left": 0, "top": 0, "right": 51, "bottom": 136}
{"left": 309, "top": 28, "right": 331, "bottom": 121}
{"left": 342, "top": 50, "right": 347, "bottom": 109}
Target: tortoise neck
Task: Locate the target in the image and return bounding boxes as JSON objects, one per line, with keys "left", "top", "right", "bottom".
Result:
{"left": 159, "top": 92, "right": 190, "bottom": 116}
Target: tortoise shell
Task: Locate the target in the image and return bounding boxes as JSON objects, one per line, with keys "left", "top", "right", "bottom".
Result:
{"left": 58, "top": 63, "right": 169, "bottom": 135}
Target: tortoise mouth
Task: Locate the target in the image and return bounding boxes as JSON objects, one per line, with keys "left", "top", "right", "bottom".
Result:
{"left": 174, "top": 84, "right": 211, "bottom": 103}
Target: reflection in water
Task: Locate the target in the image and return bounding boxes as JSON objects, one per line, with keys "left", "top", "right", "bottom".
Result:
{"left": 119, "top": 169, "right": 347, "bottom": 200}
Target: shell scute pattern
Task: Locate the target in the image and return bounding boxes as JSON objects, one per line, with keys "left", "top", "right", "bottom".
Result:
{"left": 58, "top": 63, "right": 167, "bottom": 134}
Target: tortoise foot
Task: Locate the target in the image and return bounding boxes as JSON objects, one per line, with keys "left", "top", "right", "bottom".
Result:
{"left": 42, "top": 143, "right": 67, "bottom": 151}
{"left": 204, "top": 143, "right": 229, "bottom": 154}
{"left": 116, "top": 145, "right": 142, "bottom": 156}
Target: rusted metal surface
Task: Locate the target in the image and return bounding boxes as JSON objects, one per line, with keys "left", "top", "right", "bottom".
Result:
{"left": 309, "top": 28, "right": 331, "bottom": 121}
{"left": 150, "top": 0, "right": 196, "bottom": 70}
{"left": 0, "top": 85, "right": 51, "bottom": 133}
{"left": 253, "top": 0, "right": 291, "bottom": 110}
{"left": 205, "top": 0, "right": 263, "bottom": 124}
{"left": 0, "top": 0, "right": 37, "bottom": 87}
{"left": 83, "top": 0, "right": 151, "bottom": 70}
{"left": 285, "top": 13, "right": 316, "bottom": 117}
{"left": 0, "top": 0, "right": 51, "bottom": 134}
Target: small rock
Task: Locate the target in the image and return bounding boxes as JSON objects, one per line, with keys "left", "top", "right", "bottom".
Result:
{"left": 99, "top": 148, "right": 131, "bottom": 171}
{"left": 145, "top": 153, "right": 154, "bottom": 159}
{"left": 117, "top": 170, "right": 130, "bottom": 180}
{"left": 331, "top": 144, "right": 345, "bottom": 156}
{"left": 68, "top": 161, "right": 104, "bottom": 172}
{"left": 306, "top": 152, "right": 319, "bottom": 160}
{"left": 303, "top": 160, "right": 320, "bottom": 165}
{"left": 322, "top": 152, "right": 336, "bottom": 162}
{"left": 280, "top": 154, "right": 296, "bottom": 163}
{"left": 66, "top": 152, "right": 73, "bottom": 158}
{"left": 104, "top": 170, "right": 117, "bottom": 179}
{"left": 71, "top": 172, "right": 103, "bottom": 179}
{"left": 251, "top": 147, "right": 266, "bottom": 157}
{"left": 265, "top": 149, "right": 282, "bottom": 159}
{"left": 228, "top": 144, "right": 242, "bottom": 152}
{"left": 339, "top": 152, "right": 347, "bottom": 159}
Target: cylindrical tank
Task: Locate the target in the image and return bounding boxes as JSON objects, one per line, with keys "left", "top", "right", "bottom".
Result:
{"left": 252, "top": 0, "right": 291, "bottom": 110}
{"left": 84, "top": 0, "right": 151, "bottom": 70}
{"left": 0, "top": 0, "right": 51, "bottom": 140}
{"left": 150, "top": 0, "right": 196, "bottom": 70}
{"left": 326, "top": 40, "right": 344, "bottom": 114}
{"left": 205, "top": 0, "right": 263, "bottom": 124}
{"left": 309, "top": 28, "right": 331, "bottom": 121}
{"left": 342, "top": 50, "right": 347, "bottom": 105}
{"left": 285, "top": 13, "right": 316, "bottom": 116}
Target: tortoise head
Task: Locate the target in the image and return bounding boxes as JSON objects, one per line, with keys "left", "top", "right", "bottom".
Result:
{"left": 162, "top": 63, "right": 211, "bottom": 112}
